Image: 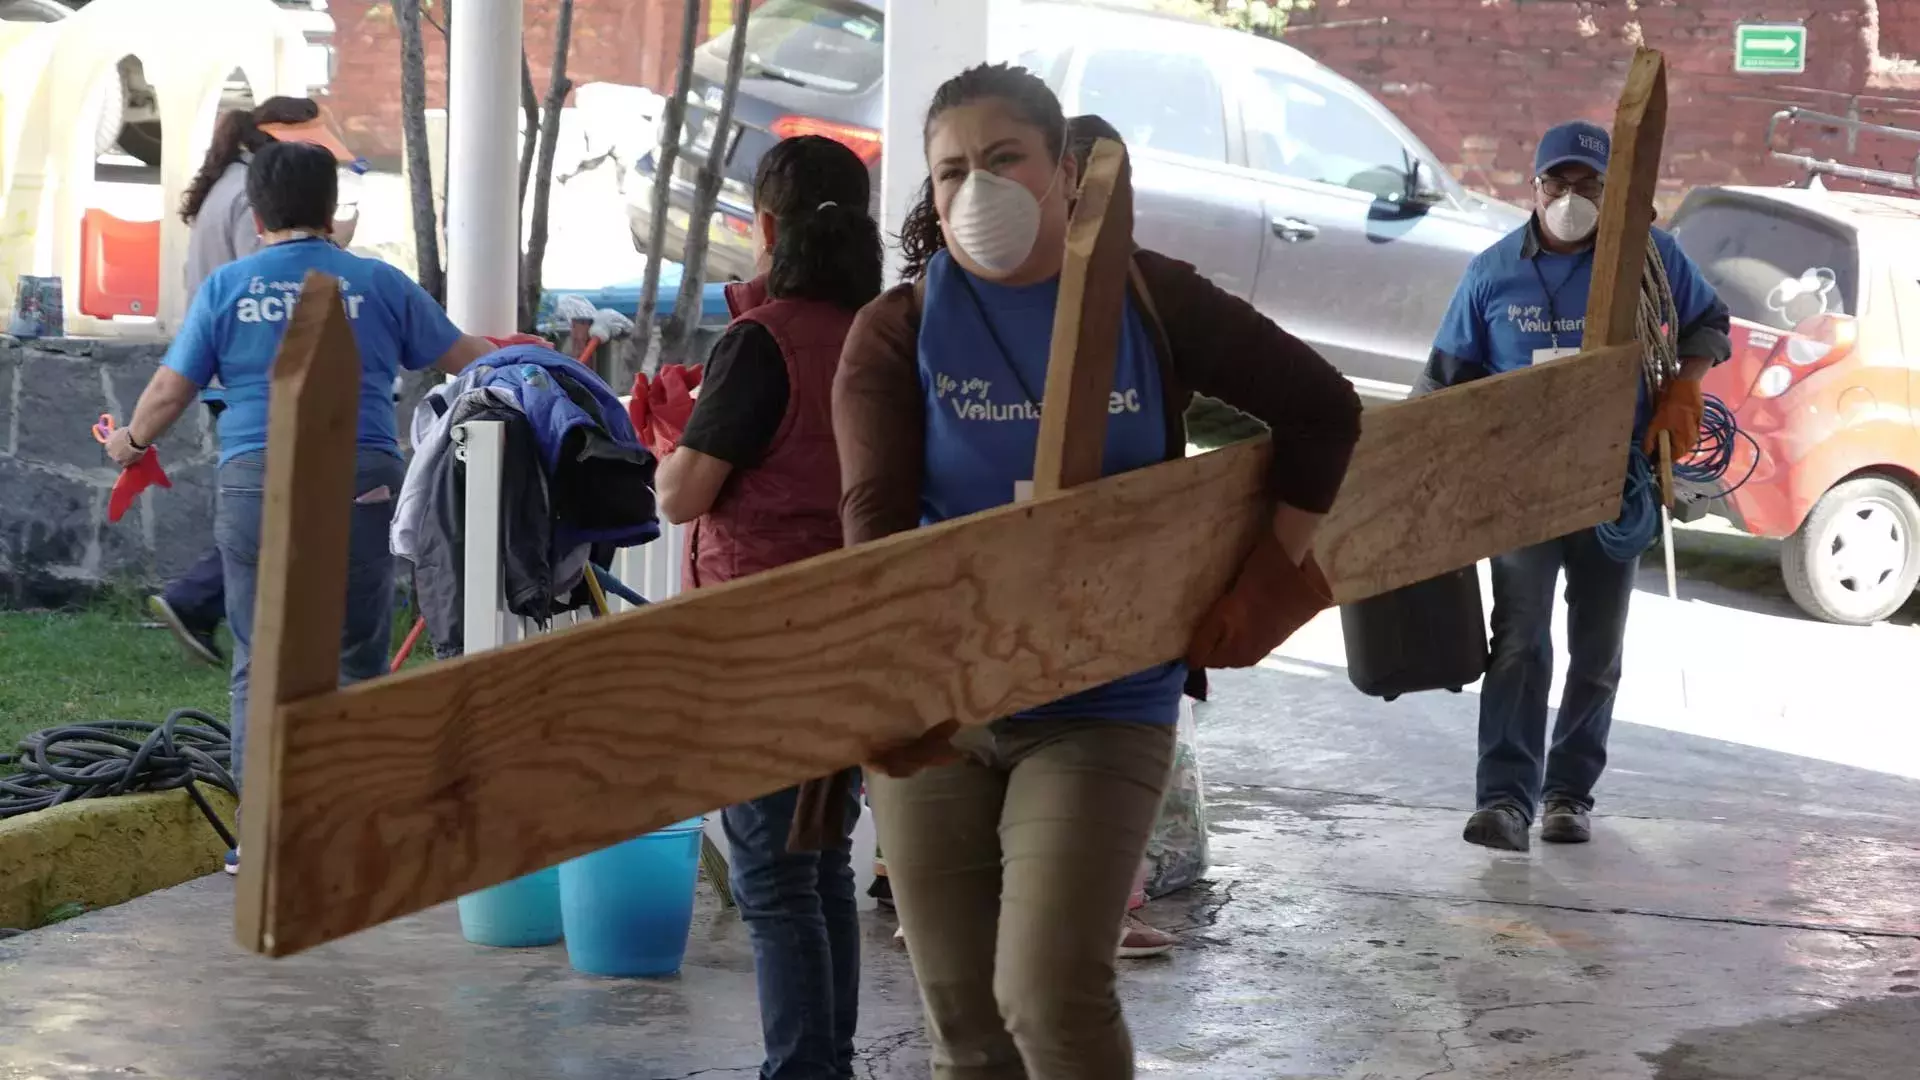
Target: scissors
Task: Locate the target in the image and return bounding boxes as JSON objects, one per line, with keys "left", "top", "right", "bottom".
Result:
{"left": 91, "top": 413, "right": 118, "bottom": 445}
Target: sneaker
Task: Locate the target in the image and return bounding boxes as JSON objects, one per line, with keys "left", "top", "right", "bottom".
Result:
{"left": 1540, "top": 799, "right": 1592, "bottom": 844}
{"left": 148, "top": 595, "right": 224, "bottom": 667}
{"left": 223, "top": 847, "right": 240, "bottom": 876}
{"left": 1118, "top": 914, "right": 1175, "bottom": 959}
{"left": 1463, "top": 805, "right": 1531, "bottom": 852}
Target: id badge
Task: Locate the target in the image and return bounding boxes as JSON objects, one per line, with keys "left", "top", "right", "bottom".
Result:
{"left": 1532, "top": 346, "right": 1580, "bottom": 365}
{"left": 1014, "top": 480, "right": 1034, "bottom": 504}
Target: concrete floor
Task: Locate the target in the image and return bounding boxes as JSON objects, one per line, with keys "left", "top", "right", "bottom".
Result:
{"left": 5, "top": 580, "right": 1920, "bottom": 1078}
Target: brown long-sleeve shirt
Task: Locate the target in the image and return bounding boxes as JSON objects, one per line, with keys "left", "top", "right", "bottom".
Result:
{"left": 832, "top": 249, "right": 1364, "bottom": 546}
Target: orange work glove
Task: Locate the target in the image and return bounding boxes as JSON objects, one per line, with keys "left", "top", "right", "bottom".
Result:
{"left": 865, "top": 719, "right": 964, "bottom": 779}
{"left": 1642, "top": 378, "right": 1704, "bottom": 458}
{"left": 1185, "top": 532, "right": 1332, "bottom": 669}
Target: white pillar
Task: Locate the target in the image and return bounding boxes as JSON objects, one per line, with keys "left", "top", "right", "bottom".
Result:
{"left": 444, "top": 0, "right": 523, "bottom": 336}
{"left": 879, "top": 0, "right": 1019, "bottom": 284}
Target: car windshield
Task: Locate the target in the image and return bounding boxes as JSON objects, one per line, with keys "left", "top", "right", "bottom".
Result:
{"left": 704, "top": 0, "right": 884, "bottom": 94}
{"left": 1671, "top": 201, "right": 1859, "bottom": 332}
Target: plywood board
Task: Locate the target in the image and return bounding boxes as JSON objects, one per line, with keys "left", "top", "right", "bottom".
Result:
{"left": 233, "top": 273, "right": 364, "bottom": 955}
{"left": 1032, "top": 138, "right": 1131, "bottom": 496}
{"left": 1585, "top": 48, "right": 1668, "bottom": 349}
{"left": 243, "top": 340, "right": 1639, "bottom": 956}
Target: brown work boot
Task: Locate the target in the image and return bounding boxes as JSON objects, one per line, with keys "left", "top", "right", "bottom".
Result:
{"left": 1540, "top": 798, "right": 1592, "bottom": 844}
{"left": 1118, "top": 914, "right": 1175, "bottom": 959}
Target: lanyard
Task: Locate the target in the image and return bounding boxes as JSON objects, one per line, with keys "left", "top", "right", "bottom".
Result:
{"left": 1530, "top": 250, "right": 1591, "bottom": 350}
{"left": 954, "top": 272, "right": 1044, "bottom": 407}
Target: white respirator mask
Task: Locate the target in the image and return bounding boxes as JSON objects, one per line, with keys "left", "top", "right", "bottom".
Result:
{"left": 944, "top": 139, "right": 1068, "bottom": 278}
{"left": 1542, "top": 193, "right": 1600, "bottom": 244}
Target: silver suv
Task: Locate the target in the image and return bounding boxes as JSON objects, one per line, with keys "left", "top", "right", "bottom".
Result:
{"left": 628, "top": 1, "right": 1528, "bottom": 397}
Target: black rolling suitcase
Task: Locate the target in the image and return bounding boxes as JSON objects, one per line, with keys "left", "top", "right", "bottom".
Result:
{"left": 1340, "top": 565, "right": 1488, "bottom": 701}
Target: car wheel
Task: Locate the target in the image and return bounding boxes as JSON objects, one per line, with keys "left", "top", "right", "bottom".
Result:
{"left": 1781, "top": 475, "right": 1920, "bottom": 625}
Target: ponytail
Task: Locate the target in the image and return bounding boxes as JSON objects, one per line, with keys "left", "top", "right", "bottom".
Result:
{"left": 769, "top": 202, "right": 882, "bottom": 310}
{"left": 179, "top": 96, "right": 320, "bottom": 225}
{"left": 752, "top": 135, "right": 881, "bottom": 311}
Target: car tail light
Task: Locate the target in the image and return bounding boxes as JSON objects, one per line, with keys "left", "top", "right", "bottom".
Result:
{"left": 769, "top": 116, "right": 883, "bottom": 165}
{"left": 1750, "top": 312, "right": 1859, "bottom": 399}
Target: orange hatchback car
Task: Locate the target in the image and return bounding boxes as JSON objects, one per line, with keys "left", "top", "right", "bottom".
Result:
{"left": 1671, "top": 186, "right": 1920, "bottom": 624}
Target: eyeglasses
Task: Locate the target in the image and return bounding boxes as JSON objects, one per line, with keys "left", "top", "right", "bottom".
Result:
{"left": 1537, "top": 175, "right": 1605, "bottom": 201}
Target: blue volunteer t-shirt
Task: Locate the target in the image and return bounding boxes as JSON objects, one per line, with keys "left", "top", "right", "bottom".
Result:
{"left": 918, "top": 249, "right": 1186, "bottom": 725}
{"left": 1430, "top": 223, "right": 1723, "bottom": 433}
{"left": 163, "top": 238, "right": 462, "bottom": 464}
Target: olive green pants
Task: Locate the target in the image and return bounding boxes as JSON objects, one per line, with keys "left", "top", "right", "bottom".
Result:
{"left": 870, "top": 717, "right": 1175, "bottom": 1080}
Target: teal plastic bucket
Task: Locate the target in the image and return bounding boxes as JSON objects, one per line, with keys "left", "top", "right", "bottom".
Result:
{"left": 457, "top": 866, "right": 563, "bottom": 947}
{"left": 560, "top": 817, "right": 704, "bottom": 976}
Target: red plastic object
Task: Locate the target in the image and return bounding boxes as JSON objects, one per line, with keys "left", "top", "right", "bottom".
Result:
{"left": 79, "top": 210, "right": 161, "bottom": 318}
{"left": 627, "top": 364, "right": 701, "bottom": 459}
{"left": 108, "top": 450, "right": 171, "bottom": 523}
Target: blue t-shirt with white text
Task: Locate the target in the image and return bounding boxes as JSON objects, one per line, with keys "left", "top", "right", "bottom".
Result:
{"left": 917, "top": 249, "right": 1186, "bottom": 725}
{"left": 163, "top": 238, "right": 462, "bottom": 464}
{"left": 1430, "top": 223, "right": 1723, "bottom": 433}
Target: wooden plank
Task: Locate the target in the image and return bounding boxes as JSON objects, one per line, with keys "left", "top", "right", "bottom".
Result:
{"left": 1584, "top": 47, "right": 1668, "bottom": 349}
{"left": 244, "top": 340, "right": 1638, "bottom": 956}
{"left": 233, "top": 272, "right": 364, "bottom": 955}
{"left": 1032, "top": 138, "right": 1131, "bottom": 496}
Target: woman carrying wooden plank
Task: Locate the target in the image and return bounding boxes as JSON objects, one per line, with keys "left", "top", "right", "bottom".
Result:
{"left": 830, "top": 63, "right": 1363, "bottom": 1080}
{"left": 652, "top": 135, "right": 883, "bottom": 1080}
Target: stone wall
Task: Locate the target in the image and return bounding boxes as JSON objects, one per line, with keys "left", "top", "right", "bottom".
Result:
{"left": 0, "top": 337, "right": 218, "bottom": 610}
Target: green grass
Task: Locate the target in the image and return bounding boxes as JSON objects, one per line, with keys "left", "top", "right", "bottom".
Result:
{"left": 2, "top": 597, "right": 432, "bottom": 754}
{"left": 0, "top": 600, "right": 232, "bottom": 753}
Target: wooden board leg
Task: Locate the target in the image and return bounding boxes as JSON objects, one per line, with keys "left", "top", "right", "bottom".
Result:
{"left": 1032, "top": 138, "right": 1131, "bottom": 497}
{"left": 233, "top": 272, "right": 365, "bottom": 956}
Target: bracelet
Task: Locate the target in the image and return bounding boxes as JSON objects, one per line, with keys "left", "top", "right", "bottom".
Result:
{"left": 127, "top": 432, "right": 149, "bottom": 451}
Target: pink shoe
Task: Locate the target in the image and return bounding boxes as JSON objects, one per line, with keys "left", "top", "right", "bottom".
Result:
{"left": 1118, "top": 914, "right": 1175, "bottom": 959}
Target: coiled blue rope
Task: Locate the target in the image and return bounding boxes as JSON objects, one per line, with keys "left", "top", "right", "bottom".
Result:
{"left": 1595, "top": 393, "right": 1759, "bottom": 562}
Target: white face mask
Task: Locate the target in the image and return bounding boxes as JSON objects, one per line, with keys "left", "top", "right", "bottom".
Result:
{"left": 1542, "top": 192, "right": 1600, "bottom": 244}
{"left": 945, "top": 164, "right": 1060, "bottom": 278}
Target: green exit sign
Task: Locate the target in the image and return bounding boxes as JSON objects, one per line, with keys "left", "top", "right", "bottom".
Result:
{"left": 1735, "top": 24, "right": 1807, "bottom": 74}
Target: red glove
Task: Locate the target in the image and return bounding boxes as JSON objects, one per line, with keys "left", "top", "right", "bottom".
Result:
{"left": 628, "top": 364, "right": 702, "bottom": 458}
{"left": 107, "top": 450, "right": 171, "bottom": 523}
{"left": 1643, "top": 379, "right": 1704, "bottom": 458}
{"left": 1185, "top": 533, "right": 1332, "bottom": 669}
{"left": 484, "top": 333, "right": 548, "bottom": 350}
{"left": 865, "top": 720, "right": 964, "bottom": 779}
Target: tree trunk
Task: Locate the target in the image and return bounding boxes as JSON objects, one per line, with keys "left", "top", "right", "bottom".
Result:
{"left": 519, "top": 0, "right": 574, "bottom": 334}
{"left": 396, "top": 0, "right": 444, "bottom": 304}
{"left": 633, "top": 0, "right": 702, "bottom": 377}
{"left": 518, "top": 52, "right": 539, "bottom": 212}
{"left": 662, "top": 0, "right": 750, "bottom": 366}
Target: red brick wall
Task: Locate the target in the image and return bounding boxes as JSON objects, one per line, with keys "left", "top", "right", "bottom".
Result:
{"left": 1285, "top": 0, "right": 1920, "bottom": 210}
{"left": 326, "top": 0, "right": 726, "bottom": 161}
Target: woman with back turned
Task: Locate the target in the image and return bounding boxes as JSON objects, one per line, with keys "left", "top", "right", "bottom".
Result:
{"left": 652, "top": 135, "right": 883, "bottom": 1080}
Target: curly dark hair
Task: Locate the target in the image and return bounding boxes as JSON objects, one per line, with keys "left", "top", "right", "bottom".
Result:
{"left": 753, "top": 135, "right": 882, "bottom": 310}
{"left": 897, "top": 63, "right": 1068, "bottom": 281}
{"left": 179, "top": 96, "right": 320, "bottom": 224}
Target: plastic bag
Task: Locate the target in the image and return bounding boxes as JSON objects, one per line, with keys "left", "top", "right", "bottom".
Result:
{"left": 1144, "top": 695, "right": 1208, "bottom": 898}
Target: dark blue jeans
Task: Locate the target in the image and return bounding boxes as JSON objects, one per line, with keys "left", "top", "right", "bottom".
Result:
{"left": 1478, "top": 526, "right": 1637, "bottom": 822}
{"left": 216, "top": 448, "right": 406, "bottom": 787}
{"left": 161, "top": 548, "right": 226, "bottom": 631}
{"left": 722, "top": 770, "right": 862, "bottom": 1080}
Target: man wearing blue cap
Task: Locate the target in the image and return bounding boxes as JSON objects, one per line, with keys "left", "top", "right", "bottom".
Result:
{"left": 1420, "top": 121, "right": 1731, "bottom": 852}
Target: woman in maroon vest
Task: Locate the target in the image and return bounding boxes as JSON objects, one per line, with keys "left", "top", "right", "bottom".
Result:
{"left": 654, "top": 135, "right": 881, "bottom": 1080}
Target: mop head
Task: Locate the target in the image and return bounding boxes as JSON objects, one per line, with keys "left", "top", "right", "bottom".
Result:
{"left": 701, "top": 833, "right": 736, "bottom": 909}
{"left": 553, "top": 293, "right": 597, "bottom": 323}
{"left": 589, "top": 307, "right": 636, "bottom": 343}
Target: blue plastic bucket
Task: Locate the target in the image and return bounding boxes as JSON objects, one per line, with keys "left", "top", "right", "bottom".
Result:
{"left": 559, "top": 817, "right": 705, "bottom": 977}
{"left": 457, "top": 866, "right": 563, "bottom": 947}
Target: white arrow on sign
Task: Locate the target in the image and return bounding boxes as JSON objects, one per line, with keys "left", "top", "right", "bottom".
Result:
{"left": 1748, "top": 38, "right": 1799, "bottom": 53}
